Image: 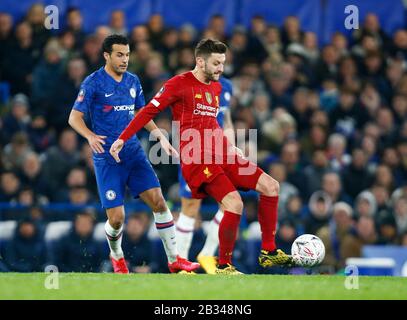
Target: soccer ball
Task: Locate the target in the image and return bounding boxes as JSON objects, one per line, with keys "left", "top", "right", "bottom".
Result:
{"left": 291, "top": 234, "right": 325, "bottom": 267}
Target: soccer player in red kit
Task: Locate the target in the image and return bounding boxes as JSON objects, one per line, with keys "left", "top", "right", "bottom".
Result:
{"left": 110, "top": 39, "right": 293, "bottom": 274}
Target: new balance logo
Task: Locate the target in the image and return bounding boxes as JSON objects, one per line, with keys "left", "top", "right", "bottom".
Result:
{"left": 105, "top": 93, "right": 114, "bottom": 97}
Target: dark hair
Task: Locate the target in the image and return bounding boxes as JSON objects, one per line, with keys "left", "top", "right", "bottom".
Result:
{"left": 194, "top": 38, "right": 227, "bottom": 59}
{"left": 102, "top": 34, "right": 129, "bottom": 55}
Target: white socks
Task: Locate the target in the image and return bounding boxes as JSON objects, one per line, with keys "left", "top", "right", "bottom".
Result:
{"left": 153, "top": 209, "right": 178, "bottom": 263}
{"left": 199, "top": 209, "right": 223, "bottom": 256}
{"left": 175, "top": 212, "right": 196, "bottom": 259}
{"left": 105, "top": 221, "right": 124, "bottom": 260}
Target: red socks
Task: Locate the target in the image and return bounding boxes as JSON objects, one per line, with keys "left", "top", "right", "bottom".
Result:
{"left": 258, "top": 195, "right": 279, "bottom": 252}
{"left": 218, "top": 210, "right": 241, "bottom": 265}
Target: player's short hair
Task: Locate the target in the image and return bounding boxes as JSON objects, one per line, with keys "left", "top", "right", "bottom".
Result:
{"left": 102, "top": 34, "right": 129, "bottom": 55}
{"left": 194, "top": 38, "right": 227, "bottom": 59}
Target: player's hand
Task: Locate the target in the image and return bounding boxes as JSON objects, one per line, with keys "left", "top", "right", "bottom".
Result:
{"left": 110, "top": 139, "right": 124, "bottom": 163}
{"left": 159, "top": 138, "right": 179, "bottom": 158}
{"left": 87, "top": 134, "right": 106, "bottom": 154}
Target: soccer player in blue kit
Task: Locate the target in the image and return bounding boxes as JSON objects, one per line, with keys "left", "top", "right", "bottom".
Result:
{"left": 175, "top": 76, "right": 238, "bottom": 274}
{"left": 68, "top": 34, "right": 199, "bottom": 274}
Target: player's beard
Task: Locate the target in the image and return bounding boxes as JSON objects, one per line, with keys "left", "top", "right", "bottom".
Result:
{"left": 203, "top": 64, "right": 221, "bottom": 82}
{"left": 113, "top": 63, "right": 128, "bottom": 75}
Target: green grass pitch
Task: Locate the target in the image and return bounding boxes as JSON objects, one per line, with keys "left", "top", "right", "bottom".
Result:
{"left": 1, "top": 273, "right": 407, "bottom": 300}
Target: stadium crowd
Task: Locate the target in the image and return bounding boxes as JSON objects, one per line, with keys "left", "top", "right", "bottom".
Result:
{"left": 1, "top": 4, "right": 407, "bottom": 274}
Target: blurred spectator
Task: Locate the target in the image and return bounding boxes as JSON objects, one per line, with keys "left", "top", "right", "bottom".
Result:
{"left": 326, "top": 133, "right": 351, "bottom": 171}
{"left": 303, "top": 149, "right": 330, "bottom": 195}
{"left": 65, "top": 7, "right": 86, "bottom": 50}
{"left": 122, "top": 213, "right": 154, "bottom": 273}
{"left": 4, "top": 218, "right": 46, "bottom": 272}
{"left": 373, "top": 164, "right": 395, "bottom": 194}
{"left": 129, "top": 41, "right": 154, "bottom": 74}
{"left": 316, "top": 45, "right": 339, "bottom": 83}
{"left": 354, "top": 190, "right": 377, "bottom": 219}
{"left": 31, "top": 39, "right": 65, "bottom": 114}
{"left": 130, "top": 25, "right": 150, "bottom": 48}
{"left": 0, "top": 170, "right": 21, "bottom": 202}
{"left": 342, "top": 148, "right": 374, "bottom": 199}
{"left": 2, "top": 94, "right": 31, "bottom": 142}
{"left": 82, "top": 34, "right": 104, "bottom": 72}
{"left": 268, "top": 162, "right": 298, "bottom": 218}
{"left": 341, "top": 215, "right": 378, "bottom": 260}
{"left": 290, "top": 87, "right": 312, "bottom": 134}
{"left": 304, "top": 191, "right": 332, "bottom": 235}
{"left": 263, "top": 25, "right": 283, "bottom": 64}
{"left": 28, "top": 114, "right": 54, "bottom": 153}
{"left": 55, "top": 166, "right": 89, "bottom": 201}
{"left": 280, "top": 16, "right": 303, "bottom": 48}
{"left": 321, "top": 171, "right": 352, "bottom": 204}
{"left": 147, "top": 14, "right": 165, "bottom": 49}
{"left": 300, "top": 125, "right": 328, "bottom": 158}
{"left": 109, "top": 10, "right": 127, "bottom": 36}
{"left": 207, "top": 14, "right": 227, "bottom": 42}
{"left": 42, "top": 129, "right": 81, "bottom": 197}
{"left": 278, "top": 140, "right": 307, "bottom": 198}
{"left": 331, "top": 32, "right": 349, "bottom": 58}
{"left": 276, "top": 217, "right": 298, "bottom": 254}
{"left": 317, "top": 202, "right": 354, "bottom": 270}
{"left": 25, "top": 3, "right": 51, "bottom": 51}
{"left": 330, "top": 88, "right": 367, "bottom": 138}
{"left": 376, "top": 214, "right": 398, "bottom": 245}
{"left": 0, "top": 12, "right": 13, "bottom": 71}
{"left": 390, "top": 30, "right": 407, "bottom": 61}
{"left": 178, "top": 24, "right": 197, "bottom": 49}
{"left": 54, "top": 211, "right": 102, "bottom": 272}
{"left": 2, "top": 21, "right": 38, "bottom": 95}
{"left": 353, "top": 13, "right": 389, "bottom": 49}
{"left": 52, "top": 57, "right": 87, "bottom": 132}
{"left": 67, "top": 186, "right": 92, "bottom": 206}
{"left": 2, "top": 132, "right": 32, "bottom": 170}
{"left": 18, "top": 152, "right": 50, "bottom": 201}
{"left": 392, "top": 196, "right": 407, "bottom": 235}
{"left": 282, "top": 195, "right": 305, "bottom": 235}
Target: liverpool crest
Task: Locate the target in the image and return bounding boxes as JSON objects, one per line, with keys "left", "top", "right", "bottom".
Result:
{"left": 205, "top": 92, "right": 212, "bottom": 104}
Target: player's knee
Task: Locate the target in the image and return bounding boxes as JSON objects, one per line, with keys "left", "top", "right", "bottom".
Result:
{"left": 262, "top": 175, "right": 280, "bottom": 196}
{"left": 151, "top": 197, "right": 167, "bottom": 213}
{"left": 109, "top": 215, "right": 124, "bottom": 229}
{"left": 223, "top": 193, "right": 243, "bottom": 214}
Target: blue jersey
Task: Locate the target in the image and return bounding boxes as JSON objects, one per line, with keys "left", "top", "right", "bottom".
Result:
{"left": 216, "top": 77, "right": 233, "bottom": 128}
{"left": 72, "top": 67, "right": 145, "bottom": 161}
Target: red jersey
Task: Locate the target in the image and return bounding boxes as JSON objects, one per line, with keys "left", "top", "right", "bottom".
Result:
{"left": 120, "top": 71, "right": 231, "bottom": 163}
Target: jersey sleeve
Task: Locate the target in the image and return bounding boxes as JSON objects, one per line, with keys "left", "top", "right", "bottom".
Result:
{"left": 149, "top": 76, "right": 181, "bottom": 111}
{"left": 72, "top": 78, "right": 95, "bottom": 114}
{"left": 134, "top": 77, "right": 146, "bottom": 109}
{"left": 118, "top": 76, "right": 181, "bottom": 142}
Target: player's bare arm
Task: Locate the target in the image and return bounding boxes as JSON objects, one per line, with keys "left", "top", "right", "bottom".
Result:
{"left": 110, "top": 119, "right": 178, "bottom": 163}
{"left": 68, "top": 109, "right": 106, "bottom": 153}
{"left": 144, "top": 120, "right": 179, "bottom": 158}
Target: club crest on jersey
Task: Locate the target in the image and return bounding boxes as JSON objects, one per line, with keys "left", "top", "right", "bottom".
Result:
{"left": 215, "top": 95, "right": 219, "bottom": 106}
{"left": 155, "top": 86, "right": 165, "bottom": 98}
{"left": 105, "top": 190, "right": 116, "bottom": 201}
{"left": 130, "top": 87, "right": 136, "bottom": 98}
{"left": 76, "top": 89, "right": 85, "bottom": 102}
{"left": 205, "top": 92, "right": 212, "bottom": 104}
